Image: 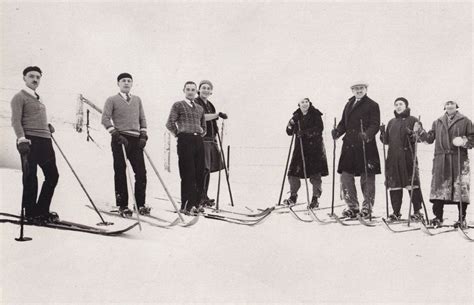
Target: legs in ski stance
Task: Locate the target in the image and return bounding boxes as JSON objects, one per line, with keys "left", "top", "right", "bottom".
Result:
{"left": 111, "top": 135, "right": 149, "bottom": 216}
{"left": 286, "top": 174, "right": 322, "bottom": 208}
{"left": 177, "top": 134, "right": 205, "bottom": 214}
{"left": 340, "top": 171, "right": 374, "bottom": 217}
{"left": 22, "top": 136, "right": 60, "bottom": 223}
{"left": 200, "top": 140, "right": 216, "bottom": 207}
{"left": 388, "top": 188, "right": 424, "bottom": 221}
{"left": 431, "top": 200, "right": 468, "bottom": 228}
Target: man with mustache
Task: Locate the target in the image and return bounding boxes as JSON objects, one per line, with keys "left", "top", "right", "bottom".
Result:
{"left": 331, "top": 82, "right": 381, "bottom": 219}
{"left": 11, "top": 66, "right": 60, "bottom": 223}
{"left": 101, "top": 73, "right": 150, "bottom": 217}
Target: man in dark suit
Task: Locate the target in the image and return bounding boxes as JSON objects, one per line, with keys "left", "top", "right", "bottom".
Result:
{"left": 331, "top": 82, "right": 381, "bottom": 218}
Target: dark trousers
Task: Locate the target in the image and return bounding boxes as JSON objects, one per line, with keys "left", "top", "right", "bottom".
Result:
{"left": 340, "top": 171, "right": 375, "bottom": 211}
{"left": 177, "top": 134, "right": 205, "bottom": 211}
{"left": 389, "top": 188, "right": 423, "bottom": 215}
{"left": 432, "top": 201, "right": 468, "bottom": 221}
{"left": 21, "top": 136, "right": 59, "bottom": 217}
{"left": 111, "top": 135, "right": 147, "bottom": 208}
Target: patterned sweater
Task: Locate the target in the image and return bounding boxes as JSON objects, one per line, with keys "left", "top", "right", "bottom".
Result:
{"left": 165, "top": 100, "right": 206, "bottom": 137}
{"left": 101, "top": 93, "right": 147, "bottom": 137}
{"left": 11, "top": 90, "right": 51, "bottom": 139}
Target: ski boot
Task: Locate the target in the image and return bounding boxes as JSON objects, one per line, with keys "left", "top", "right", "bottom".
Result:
{"left": 358, "top": 208, "right": 371, "bottom": 219}
{"left": 341, "top": 208, "right": 359, "bottom": 219}
{"left": 453, "top": 219, "right": 467, "bottom": 229}
{"left": 284, "top": 194, "right": 297, "bottom": 206}
{"left": 189, "top": 206, "right": 204, "bottom": 216}
{"left": 388, "top": 213, "right": 402, "bottom": 222}
{"left": 138, "top": 205, "right": 151, "bottom": 216}
{"left": 431, "top": 217, "right": 443, "bottom": 228}
{"left": 118, "top": 206, "right": 133, "bottom": 218}
{"left": 410, "top": 211, "right": 424, "bottom": 222}
{"left": 308, "top": 196, "right": 319, "bottom": 209}
{"left": 200, "top": 197, "right": 215, "bottom": 208}
{"left": 45, "top": 212, "right": 60, "bottom": 223}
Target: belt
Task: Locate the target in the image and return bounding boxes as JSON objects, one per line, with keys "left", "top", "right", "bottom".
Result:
{"left": 178, "top": 132, "right": 200, "bottom": 136}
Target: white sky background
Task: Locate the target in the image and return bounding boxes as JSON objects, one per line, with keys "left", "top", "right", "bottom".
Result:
{"left": 1, "top": 1, "right": 472, "bottom": 149}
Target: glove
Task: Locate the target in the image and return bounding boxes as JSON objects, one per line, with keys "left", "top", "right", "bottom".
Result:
{"left": 413, "top": 121, "right": 422, "bottom": 133}
{"left": 290, "top": 113, "right": 301, "bottom": 125}
{"left": 331, "top": 129, "right": 339, "bottom": 140}
{"left": 359, "top": 132, "right": 369, "bottom": 143}
{"left": 111, "top": 130, "right": 128, "bottom": 147}
{"left": 452, "top": 136, "right": 467, "bottom": 147}
{"left": 218, "top": 112, "right": 228, "bottom": 120}
{"left": 138, "top": 131, "right": 148, "bottom": 149}
{"left": 48, "top": 123, "right": 55, "bottom": 134}
{"left": 379, "top": 124, "right": 385, "bottom": 137}
{"left": 17, "top": 141, "right": 31, "bottom": 155}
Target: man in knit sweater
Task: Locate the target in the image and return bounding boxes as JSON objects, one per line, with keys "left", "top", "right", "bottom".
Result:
{"left": 194, "top": 80, "right": 228, "bottom": 207}
{"left": 166, "top": 81, "right": 206, "bottom": 214}
{"left": 10, "top": 66, "right": 59, "bottom": 223}
{"left": 101, "top": 73, "right": 150, "bottom": 217}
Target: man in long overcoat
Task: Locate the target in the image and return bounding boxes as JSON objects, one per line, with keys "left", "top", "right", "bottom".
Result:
{"left": 332, "top": 82, "right": 381, "bottom": 218}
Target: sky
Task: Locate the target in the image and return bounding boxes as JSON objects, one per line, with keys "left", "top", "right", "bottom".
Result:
{"left": 0, "top": 1, "right": 472, "bottom": 149}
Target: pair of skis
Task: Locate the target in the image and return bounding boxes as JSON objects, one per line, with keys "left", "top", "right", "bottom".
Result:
{"left": 202, "top": 207, "right": 274, "bottom": 226}
{"left": 0, "top": 212, "right": 138, "bottom": 236}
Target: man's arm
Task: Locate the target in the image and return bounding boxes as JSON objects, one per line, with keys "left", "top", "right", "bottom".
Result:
{"left": 10, "top": 94, "right": 27, "bottom": 142}
{"left": 138, "top": 98, "right": 147, "bottom": 132}
{"left": 101, "top": 98, "right": 115, "bottom": 134}
{"left": 165, "top": 102, "right": 179, "bottom": 137}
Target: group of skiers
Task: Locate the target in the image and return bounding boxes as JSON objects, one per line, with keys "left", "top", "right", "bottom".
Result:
{"left": 10, "top": 66, "right": 473, "bottom": 228}
{"left": 286, "top": 81, "right": 473, "bottom": 228}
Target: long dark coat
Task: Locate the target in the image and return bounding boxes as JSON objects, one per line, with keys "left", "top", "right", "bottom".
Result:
{"left": 286, "top": 105, "right": 329, "bottom": 178}
{"left": 421, "top": 111, "right": 473, "bottom": 204}
{"left": 335, "top": 95, "right": 381, "bottom": 175}
{"left": 381, "top": 108, "right": 420, "bottom": 188}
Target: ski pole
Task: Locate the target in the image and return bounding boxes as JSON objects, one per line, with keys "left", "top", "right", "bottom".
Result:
{"left": 227, "top": 145, "right": 231, "bottom": 178}
{"left": 381, "top": 124, "right": 389, "bottom": 219}
{"left": 216, "top": 152, "right": 222, "bottom": 211}
{"left": 121, "top": 145, "right": 142, "bottom": 231}
{"left": 277, "top": 133, "right": 295, "bottom": 206}
{"left": 331, "top": 118, "right": 337, "bottom": 216}
{"left": 143, "top": 148, "right": 185, "bottom": 222}
{"left": 297, "top": 121, "right": 311, "bottom": 208}
{"left": 216, "top": 121, "right": 234, "bottom": 207}
{"left": 456, "top": 128, "right": 464, "bottom": 227}
{"left": 15, "top": 154, "right": 32, "bottom": 242}
{"left": 407, "top": 116, "right": 422, "bottom": 227}
{"left": 360, "top": 119, "right": 372, "bottom": 221}
{"left": 51, "top": 135, "right": 113, "bottom": 226}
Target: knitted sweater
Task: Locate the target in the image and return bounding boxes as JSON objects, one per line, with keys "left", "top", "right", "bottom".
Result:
{"left": 11, "top": 90, "right": 51, "bottom": 139}
{"left": 101, "top": 93, "right": 147, "bottom": 137}
{"left": 165, "top": 100, "right": 206, "bottom": 137}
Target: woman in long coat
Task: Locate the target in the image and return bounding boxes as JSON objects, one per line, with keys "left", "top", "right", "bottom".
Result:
{"left": 286, "top": 98, "right": 328, "bottom": 209}
{"left": 417, "top": 101, "right": 473, "bottom": 227}
{"left": 380, "top": 97, "right": 424, "bottom": 221}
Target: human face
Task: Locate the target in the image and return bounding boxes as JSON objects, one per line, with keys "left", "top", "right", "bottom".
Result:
{"left": 351, "top": 86, "right": 367, "bottom": 100}
{"left": 299, "top": 99, "right": 310, "bottom": 113}
{"left": 199, "top": 84, "right": 213, "bottom": 99}
{"left": 394, "top": 101, "right": 406, "bottom": 114}
{"left": 23, "top": 71, "right": 41, "bottom": 90}
{"left": 445, "top": 101, "right": 457, "bottom": 115}
{"left": 183, "top": 84, "right": 197, "bottom": 100}
{"left": 117, "top": 78, "right": 133, "bottom": 93}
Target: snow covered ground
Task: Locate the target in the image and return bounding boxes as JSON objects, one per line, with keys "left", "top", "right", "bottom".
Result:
{"left": 1, "top": 122, "right": 473, "bottom": 304}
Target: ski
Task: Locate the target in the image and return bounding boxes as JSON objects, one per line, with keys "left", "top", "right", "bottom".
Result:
{"left": 87, "top": 206, "right": 186, "bottom": 228}
{"left": 357, "top": 215, "right": 380, "bottom": 227}
{"left": 382, "top": 218, "right": 420, "bottom": 233}
{"left": 203, "top": 207, "right": 273, "bottom": 226}
{"left": 271, "top": 203, "right": 345, "bottom": 214}
{"left": 420, "top": 221, "right": 456, "bottom": 236}
{"left": 0, "top": 214, "right": 138, "bottom": 236}
{"left": 457, "top": 227, "right": 474, "bottom": 242}
{"left": 205, "top": 207, "right": 272, "bottom": 218}
{"left": 328, "top": 213, "right": 361, "bottom": 226}
{"left": 288, "top": 205, "right": 313, "bottom": 223}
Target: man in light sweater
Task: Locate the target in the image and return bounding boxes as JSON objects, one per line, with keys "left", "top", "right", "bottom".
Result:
{"left": 166, "top": 81, "right": 206, "bottom": 215}
{"left": 11, "top": 66, "right": 59, "bottom": 223}
{"left": 101, "top": 73, "right": 150, "bottom": 217}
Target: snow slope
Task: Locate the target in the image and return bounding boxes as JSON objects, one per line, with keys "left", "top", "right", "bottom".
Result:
{"left": 1, "top": 117, "right": 473, "bottom": 305}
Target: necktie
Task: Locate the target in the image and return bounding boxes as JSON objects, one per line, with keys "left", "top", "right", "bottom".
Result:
{"left": 190, "top": 101, "right": 195, "bottom": 107}
{"left": 126, "top": 94, "right": 131, "bottom": 102}
{"left": 35, "top": 93, "right": 40, "bottom": 100}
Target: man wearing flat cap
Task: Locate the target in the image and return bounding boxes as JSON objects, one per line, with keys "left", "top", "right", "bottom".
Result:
{"left": 101, "top": 73, "right": 150, "bottom": 217}
{"left": 331, "top": 82, "right": 381, "bottom": 219}
{"left": 193, "top": 80, "right": 228, "bottom": 207}
{"left": 11, "top": 66, "right": 60, "bottom": 223}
